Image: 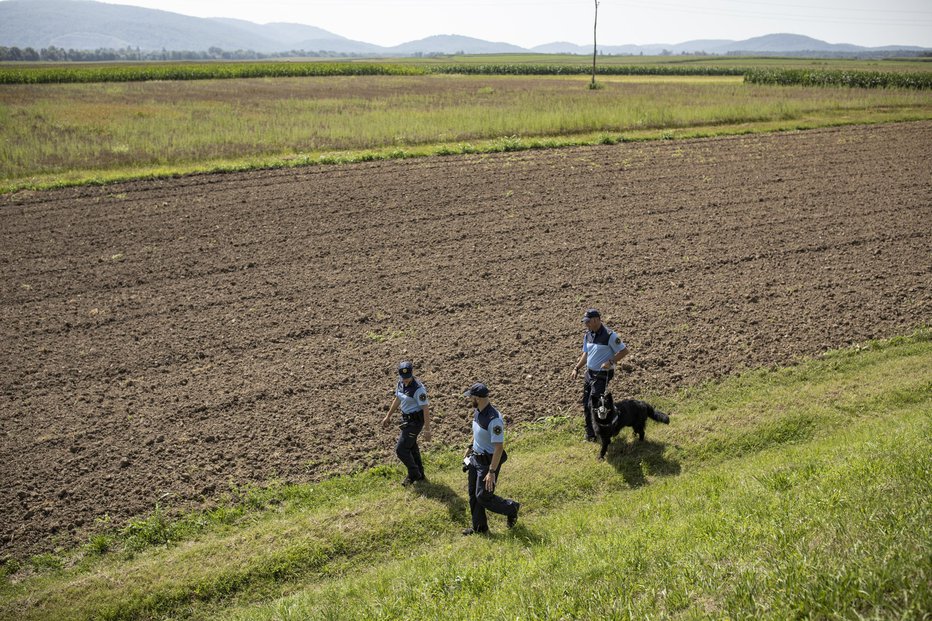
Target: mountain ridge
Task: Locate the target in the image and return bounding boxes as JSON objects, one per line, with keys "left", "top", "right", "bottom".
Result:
{"left": 1, "top": 0, "right": 927, "bottom": 55}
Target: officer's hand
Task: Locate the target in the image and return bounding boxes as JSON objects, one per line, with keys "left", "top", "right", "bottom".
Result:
{"left": 484, "top": 471, "right": 496, "bottom": 492}
{"left": 422, "top": 429, "right": 432, "bottom": 442}
{"left": 571, "top": 367, "right": 579, "bottom": 380}
{"left": 380, "top": 416, "right": 391, "bottom": 428}
{"left": 600, "top": 362, "right": 611, "bottom": 369}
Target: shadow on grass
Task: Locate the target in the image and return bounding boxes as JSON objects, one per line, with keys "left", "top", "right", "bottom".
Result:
{"left": 413, "top": 479, "right": 469, "bottom": 523}
{"left": 606, "top": 438, "right": 681, "bottom": 488}
{"left": 501, "top": 522, "right": 547, "bottom": 547}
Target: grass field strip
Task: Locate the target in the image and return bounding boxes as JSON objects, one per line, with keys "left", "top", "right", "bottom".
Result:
{"left": 1, "top": 74, "right": 930, "bottom": 193}
{"left": 1, "top": 331, "right": 928, "bottom": 620}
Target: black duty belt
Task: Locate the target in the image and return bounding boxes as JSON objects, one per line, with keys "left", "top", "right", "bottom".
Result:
{"left": 402, "top": 410, "right": 424, "bottom": 421}
{"left": 472, "top": 450, "right": 508, "bottom": 467}
{"left": 473, "top": 452, "right": 493, "bottom": 465}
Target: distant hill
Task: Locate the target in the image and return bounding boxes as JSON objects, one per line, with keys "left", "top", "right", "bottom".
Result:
{"left": 387, "top": 34, "right": 526, "bottom": 55}
{"left": 0, "top": 0, "right": 282, "bottom": 51}
{"left": 290, "top": 38, "right": 385, "bottom": 55}
{"left": 531, "top": 41, "right": 590, "bottom": 55}
{"left": 0, "top": 0, "right": 927, "bottom": 56}
{"left": 209, "top": 18, "right": 346, "bottom": 46}
{"left": 722, "top": 33, "right": 862, "bottom": 53}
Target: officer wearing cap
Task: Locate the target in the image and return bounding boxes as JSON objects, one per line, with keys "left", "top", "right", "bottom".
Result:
{"left": 381, "top": 361, "right": 432, "bottom": 485}
{"left": 571, "top": 309, "right": 629, "bottom": 442}
{"left": 461, "top": 382, "right": 520, "bottom": 535}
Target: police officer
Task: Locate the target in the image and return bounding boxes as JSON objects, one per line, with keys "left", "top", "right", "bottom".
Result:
{"left": 381, "top": 361, "right": 432, "bottom": 485}
{"left": 462, "top": 383, "right": 520, "bottom": 535}
{"left": 571, "top": 309, "right": 629, "bottom": 442}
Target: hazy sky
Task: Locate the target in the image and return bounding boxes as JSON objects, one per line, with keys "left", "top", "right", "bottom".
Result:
{"left": 98, "top": 0, "right": 932, "bottom": 48}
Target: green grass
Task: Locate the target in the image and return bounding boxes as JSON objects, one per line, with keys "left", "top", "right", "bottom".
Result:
{"left": 2, "top": 73, "right": 930, "bottom": 193}
{"left": 1, "top": 330, "right": 928, "bottom": 620}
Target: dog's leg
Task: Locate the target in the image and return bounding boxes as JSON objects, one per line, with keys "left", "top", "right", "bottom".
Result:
{"left": 598, "top": 435, "right": 610, "bottom": 460}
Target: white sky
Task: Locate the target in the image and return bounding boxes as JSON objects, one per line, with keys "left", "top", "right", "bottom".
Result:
{"left": 97, "top": 0, "right": 932, "bottom": 48}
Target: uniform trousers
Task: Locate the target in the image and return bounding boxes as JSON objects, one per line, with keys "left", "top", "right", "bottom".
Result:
{"left": 396, "top": 412, "right": 424, "bottom": 480}
{"left": 467, "top": 458, "right": 518, "bottom": 532}
{"left": 582, "top": 369, "right": 615, "bottom": 438}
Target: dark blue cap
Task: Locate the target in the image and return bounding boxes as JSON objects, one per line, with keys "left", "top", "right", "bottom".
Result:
{"left": 463, "top": 382, "right": 489, "bottom": 398}
{"left": 398, "top": 361, "right": 413, "bottom": 378}
{"left": 581, "top": 308, "right": 601, "bottom": 322}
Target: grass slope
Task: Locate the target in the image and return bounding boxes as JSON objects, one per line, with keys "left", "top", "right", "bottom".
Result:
{"left": 0, "top": 331, "right": 929, "bottom": 620}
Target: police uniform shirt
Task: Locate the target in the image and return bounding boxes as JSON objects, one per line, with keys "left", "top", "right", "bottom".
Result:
{"left": 584, "top": 325, "right": 626, "bottom": 371}
{"left": 396, "top": 379, "right": 429, "bottom": 414}
{"left": 472, "top": 403, "right": 505, "bottom": 455}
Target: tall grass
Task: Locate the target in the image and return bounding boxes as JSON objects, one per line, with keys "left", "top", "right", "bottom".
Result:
{"left": 2, "top": 74, "right": 930, "bottom": 188}
{"left": 0, "top": 331, "right": 928, "bottom": 620}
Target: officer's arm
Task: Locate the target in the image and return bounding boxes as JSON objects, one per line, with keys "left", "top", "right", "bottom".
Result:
{"left": 489, "top": 442, "right": 504, "bottom": 473}
{"left": 485, "top": 442, "right": 504, "bottom": 490}
{"left": 612, "top": 346, "right": 629, "bottom": 363}
{"left": 383, "top": 396, "right": 400, "bottom": 424}
{"left": 572, "top": 351, "right": 587, "bottom": 376}
{"left": 421, "top": 405, "right": 431, "bottom": 439}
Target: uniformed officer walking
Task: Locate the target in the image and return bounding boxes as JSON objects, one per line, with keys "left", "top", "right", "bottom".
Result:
{"left": 381, "top": 361, "right": 432, "bottom": 485}
{"left": 571, "top": 309, "right": 629, "bottom": 442}
{"left": 462, "top": 383, "right": 520, "bottom": 535}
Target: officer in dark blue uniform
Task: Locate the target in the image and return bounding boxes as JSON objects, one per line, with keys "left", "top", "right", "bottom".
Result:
{"left": 571, "top": 309, "right": 629, "bottom": 442}
{"left": 381, "top": 361, "right": 432, "bottom": 485}
{"left": 462, "top": 383, "right": 520, "bottom": 535}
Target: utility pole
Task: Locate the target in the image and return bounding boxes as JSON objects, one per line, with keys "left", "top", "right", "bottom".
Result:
{"left": 591, "top": 0, "right": 599, "bottom": 88}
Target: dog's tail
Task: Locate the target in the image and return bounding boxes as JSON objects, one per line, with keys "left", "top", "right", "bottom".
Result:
{"left": 649, "top": 408, "right": 670, "bottom": 424}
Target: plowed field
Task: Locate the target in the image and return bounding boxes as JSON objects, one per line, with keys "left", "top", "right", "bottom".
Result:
{"left": 2, "top": 122, "right": 930, "bottom": 558}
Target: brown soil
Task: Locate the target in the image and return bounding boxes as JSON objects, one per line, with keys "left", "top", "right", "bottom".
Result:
{"left": 1, "top": 122, "right": 930, "bottom": 559}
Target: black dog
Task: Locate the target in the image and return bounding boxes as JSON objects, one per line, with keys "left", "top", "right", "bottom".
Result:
{"left": 592, "top": 393, "right": 670, "bottom": 460}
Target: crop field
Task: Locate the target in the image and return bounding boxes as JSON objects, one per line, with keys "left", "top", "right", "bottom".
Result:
{"left": 1, "top": 120, "right": 930, "bottom": 569}
{"left": 394, "top": 53, "right": 932, "bottom": 72}
{"left": 2, "top": 73, "right": 931, "bottom": 191}
{"left": 8, "top": 55, "right": 932, "bottom": 72}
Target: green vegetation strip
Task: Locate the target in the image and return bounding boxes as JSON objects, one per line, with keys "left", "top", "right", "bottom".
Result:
{"left": 3, "top": 69, "right": 930, "bottom": 193}
{"left": 1, "top": 330, "right": 929, "bottom": 620}
{"left": 0, "top": 62, "right": 743, "bottom": 84}
{"left": 0, "top": 62, "right": 425, "bottom": 84}
{"left": 5, "top": 114, "right": 931, "bottom": 196}
{"left": 5, "top": 61, "right": 927, "bottom": 84}
{"left": 428, "top": 63, "right": 743, "bottom": 76}
{"left": 745, "top": 68, "right": 932, "bottom": 89}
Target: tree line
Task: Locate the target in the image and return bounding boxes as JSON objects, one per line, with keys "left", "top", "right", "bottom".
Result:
{"left": 0, "top": 46, "right": 371, "bottom": 62}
